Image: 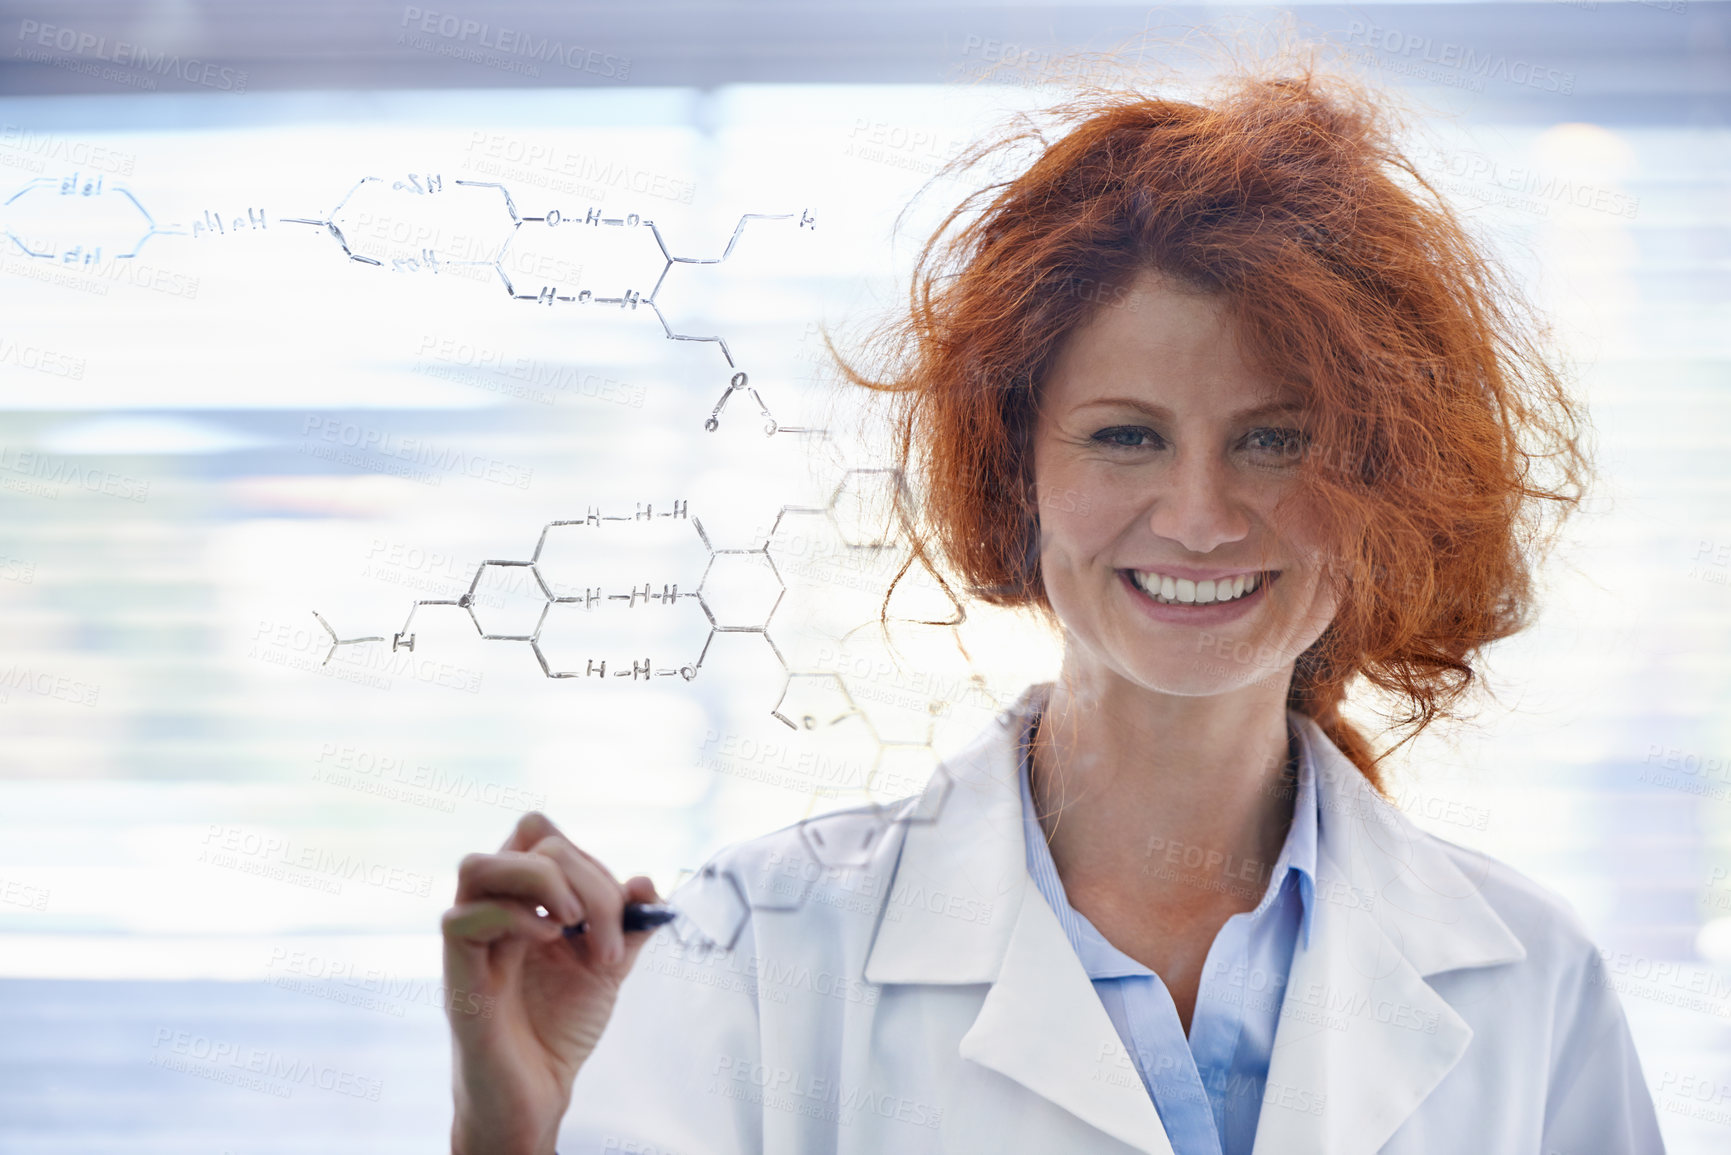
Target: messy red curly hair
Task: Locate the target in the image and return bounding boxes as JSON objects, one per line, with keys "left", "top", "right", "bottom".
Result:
{"left": 839, "top": 64, "right": 1589, "bottom": 788}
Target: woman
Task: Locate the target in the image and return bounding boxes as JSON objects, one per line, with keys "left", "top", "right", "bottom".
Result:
{"left": 440, "top": 64, "right": 1666, "bottom": 1155}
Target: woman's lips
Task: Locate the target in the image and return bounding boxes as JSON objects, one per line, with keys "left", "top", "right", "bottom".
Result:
{"left": 1127, "top": 567, "right": 1271, "bottom": 606}
{"left": 1118, "top": 568, "right": 1279, "bottom": 623}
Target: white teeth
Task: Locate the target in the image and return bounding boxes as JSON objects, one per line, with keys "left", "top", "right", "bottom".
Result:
{"left": 1131, "top": 569, "right": 1268, "bottom": 606}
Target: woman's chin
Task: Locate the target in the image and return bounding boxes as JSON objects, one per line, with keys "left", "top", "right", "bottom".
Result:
{"left": 1108, "top": 659, "right": 1279, "bottom": 699}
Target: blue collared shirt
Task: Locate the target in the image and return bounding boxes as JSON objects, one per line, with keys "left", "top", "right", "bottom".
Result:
{"left": 1016, "top": 711, "right": 1318, "bottom": 1155}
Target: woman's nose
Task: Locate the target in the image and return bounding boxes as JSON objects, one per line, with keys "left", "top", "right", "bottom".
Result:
{"left": 1144, "top": 451, "right": 1250, "bottom": 554}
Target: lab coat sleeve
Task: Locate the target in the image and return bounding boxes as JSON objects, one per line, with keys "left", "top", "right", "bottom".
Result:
{"left": 1537, "top": 943, "right": 1666, "bottom": 1155}
{"left": 556, "top": 873, "right": 767, "bottom": 1155}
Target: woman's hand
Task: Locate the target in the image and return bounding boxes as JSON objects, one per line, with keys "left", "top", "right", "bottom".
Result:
{"left": 442, "top": 812, "right": 662, "bottom": 1155}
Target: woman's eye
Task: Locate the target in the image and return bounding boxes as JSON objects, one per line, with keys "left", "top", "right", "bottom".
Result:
{"left": 1092, "top": 426, "right": 1161, "bottom": 449}
{"left": 1244, "top": 427, "right": 1307, "bottom": 460}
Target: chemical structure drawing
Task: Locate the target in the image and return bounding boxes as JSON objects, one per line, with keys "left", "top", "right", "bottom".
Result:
{"left": 0, "top": 174, "right": 268, "bottom": 264}
{"left": 0, "top": 168, "right": 821, "bottom": 435}
{"left": 315, "top": 499, "right": 791, "bottom": 685}
{"left": 314, "top": 474, "right": 958, "bottom": 706}
{"left": 659, "top": 467, "right": 975, "bottom": 949}
{"left": 0, "top": 173, "right": 171, "bottom": 264}
{"left": 0, "top": 166, "right": 978, "bottom": 950}
{"left": 282, "top": 172, "right": 820, "bottom": 437}
{"left": 664, "top": 763, "right": 957, "bottom": 955}
{"left": 313, "top": 473, "right": 977, "bottom": 860}
{"left": 765, "top": 466, "right": 975, "bottom": 714}
{"left": 310, "top": 612, "right": 386, "bottom": 667}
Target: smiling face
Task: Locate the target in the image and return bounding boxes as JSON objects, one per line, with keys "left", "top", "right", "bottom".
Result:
{"left": 1031, "top": 269, "right": 1341, "bottom": 697}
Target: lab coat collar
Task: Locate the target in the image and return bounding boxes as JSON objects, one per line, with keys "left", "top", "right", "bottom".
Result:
{"left": 864, "top": 685, "right": 1527, "bottom": 1155}
{"left": 1017, "top": 691, "right": 1321, "bottom": 975}
{"left": 866, "top": 692, "right": 1174, "bottom": 1151}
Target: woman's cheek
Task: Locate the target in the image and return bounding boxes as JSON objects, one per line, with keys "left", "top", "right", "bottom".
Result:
{"left": 1036, "top": 491, "right": 1099, "bottom": 558}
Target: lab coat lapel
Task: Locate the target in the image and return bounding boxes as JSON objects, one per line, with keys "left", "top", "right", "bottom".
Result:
{"left": 863, "top": 706, "right": 1026, "bottom": 985}
{"left": 865, "top": 698, "right": 1527, "bottom": 1155}
{"left": 1254, "top": 716, "right": 1527, "bottom": 1155}
{"left": 959, "top": 884, "right": 1175, "bottom": 1155}
{"left": 865, "top": 699, "right": 1173, "bottom": 1154}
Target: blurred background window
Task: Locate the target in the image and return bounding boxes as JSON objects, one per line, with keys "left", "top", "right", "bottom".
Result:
{"left": 0, "top": 2, "right": 1727, "bottom": 1151}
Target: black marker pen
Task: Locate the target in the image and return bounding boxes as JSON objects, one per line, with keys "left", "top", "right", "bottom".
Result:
{"left": 562, "top": 901, "right": 677, "bottom": 938}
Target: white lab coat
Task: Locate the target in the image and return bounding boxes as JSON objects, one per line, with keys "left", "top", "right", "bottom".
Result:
{"left": 561, "top": 695, "right": 1665, "bottom": 1154}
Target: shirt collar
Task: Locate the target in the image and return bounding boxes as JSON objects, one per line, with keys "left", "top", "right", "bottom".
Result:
{"left": 1015, "top": 698, "right": 1321, "bottom": 975}
{"left": 1280, "top": 715, "right": 1319, "bottom": 948}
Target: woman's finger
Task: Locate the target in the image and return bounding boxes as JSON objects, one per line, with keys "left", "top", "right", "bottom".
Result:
{"left": 532, "top": 835, "right": 627, "bottom": 967}
{"left": 622, "top": 874, "right": 660, "bottom": 912}
{"left": 500, "top": 810, "right": 563, "bottom": 853}
{"left": 442, "top": 898, "right": 565, "bottom": 947}
{"left": 455, "top": 851, "right": 584, "bottom": 926}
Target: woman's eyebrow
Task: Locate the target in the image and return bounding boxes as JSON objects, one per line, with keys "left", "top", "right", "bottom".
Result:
{"left": 1070, "top": 397, "right": 1306, "bottom": 421}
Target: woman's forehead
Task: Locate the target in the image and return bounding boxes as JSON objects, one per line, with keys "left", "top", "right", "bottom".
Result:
{"left": 1041, "top": 322, "right": 1297, "bottom": 418}
{"left": 1052, "top": 394, "right": 1306, "bottom": 422}
{"left": 1043, "top": 275, "right": 1278, "bottom": 399}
